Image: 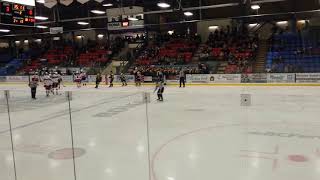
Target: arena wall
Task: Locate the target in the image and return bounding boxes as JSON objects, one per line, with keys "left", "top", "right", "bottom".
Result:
{"left": 1, "top": 73, "right": 320, "bottom": 86}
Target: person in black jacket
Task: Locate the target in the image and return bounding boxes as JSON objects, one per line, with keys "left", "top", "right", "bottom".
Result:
{"left": 179, "top": 69, "right": 186, "bottom": 88}
{"left": 120, "top": 73, "right": 127, "bottom": 86}
{"left": 95, "top": 73, "right": 102, "bottom": 88}
{"left": 109, "top": 71, "right": 114, "bottom": 87}
{"left": 29, "top": 73, "right": 39, "bottom": 99}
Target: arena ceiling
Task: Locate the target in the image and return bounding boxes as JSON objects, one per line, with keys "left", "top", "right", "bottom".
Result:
{"left": 1, "top": 0, "right": 320, "bottom": 36}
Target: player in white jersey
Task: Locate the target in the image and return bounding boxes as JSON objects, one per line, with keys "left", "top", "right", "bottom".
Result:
{"left": 58, "top": 73, "right": 63, "bottom": 89}
{"left": 51, "top": 72, "right": 61, "bottom": 95}
{"left": 80, "top": 72, "right": 87, "bottom": 86}
{"left": 154, "top": 81, "right": 165, "bottom": 101}
{"left": 43, "top": 73, "right": 53, "bottom": 97}
{"left": 31, "top": 72, "right": 40, "bottom": 82}
{"left": 74, "top": 72, "right": 82, "bottom": 88}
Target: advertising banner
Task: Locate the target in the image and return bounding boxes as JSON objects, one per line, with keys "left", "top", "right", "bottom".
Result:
{"left": 114, "top": 75, "right": 135, "bottom": 83}
{"left": 208, "top": 74, "right": 241, "bottom": 83}
{"left": 143, "top": 76, "right": 153, "bottom": 82}
{"left": 186, "top": 74, "right": 208, "bottom": 83}
{"left": 87, "top": 75, "right": 96, "bottom": 82}
{"left": 0, "top": 76, "right": 6, "bottom": 82}
{"left": 241, "top": 74, "right": 267, "bottom": 83}
{"left": 267, "top": 73, "right": 295, "bottom": 83}
{"left": 6, "top": 76, "right": 29, "bottom": 82}
{"left": 61, "top": 76, "right": 74, "bottom": 83}
{"left": 296, "top": 73, "right": 320, "bottom": 83}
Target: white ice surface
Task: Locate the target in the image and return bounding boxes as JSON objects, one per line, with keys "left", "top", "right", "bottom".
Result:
{"left": 0, "top": 84, "right": 320, "bottom": 180}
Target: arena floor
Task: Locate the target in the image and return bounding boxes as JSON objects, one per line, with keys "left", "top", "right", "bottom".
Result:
{"left": 0, "top": 84, "right": 320, "bottom": 180}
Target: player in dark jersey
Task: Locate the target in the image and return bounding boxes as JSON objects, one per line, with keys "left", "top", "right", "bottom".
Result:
{"left": 95, "top": 73, "right": 102, "bottom": 88}
{"left": 109, "top": 71, "right": 114, "bottom": 87}
{"left": 120, "top": 73, "right": 127, "bottom": 86}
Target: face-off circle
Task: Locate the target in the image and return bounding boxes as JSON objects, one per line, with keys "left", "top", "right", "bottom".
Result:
{"left": 48, "top": 148, "right": 86, "bottom": 160}
{"left": 152, "top": 123, "right": 320, "bottom": 180}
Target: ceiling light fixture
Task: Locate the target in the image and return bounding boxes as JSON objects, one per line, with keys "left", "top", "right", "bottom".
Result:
{"left": 97, "top": 34, "right": 104, "bottom": 38}
{"left": 102, "top": 3, "right": 113, "bottom": 7}
{"left": 76, "top": 35, "right": 84, "bottom": 39}
{"left": 36, "top": 25, "right": 48, "bottom": 29}
{"left": 184, "top": 12, "right": 193, "bottom": 16}
{"left": 0, "top": 29, "right": 10, "bottom": 33}
{"left": 77, "top": 21, "right": 89, "bottom": 25}
{"left": 251, "top": 5, "right": 260, "bottom": 10}
{"left": 298, "top": 20, "right": 308, "bottom": 24}
{"left": 90, "top": 10, "right": 106, "bottom": 15}
{"left": 277, "top": 21, "right": 288, "bottom": 25}
{"left": 208, "top": 26, "right": 219, "bottom": 30}
{"left": 157, "top": 2, "right": 170, "bottom": 8}
{"left": 35, "top": 16, "right": 49, "bottom": 20}
{"left": 36, "top": 0, "right": 45, "bottom": 3}
{"left": 128, "top": 17, "right": 138, "bottom": 21}
{"left": 248, "top": 23, "right": 259, "bottom": 27}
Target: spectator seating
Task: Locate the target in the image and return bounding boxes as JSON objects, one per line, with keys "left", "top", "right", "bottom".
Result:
{"left": 76, "top": 49, "right": 109, "bottom": 66}
{"left": 18, "top": 46, "right": 75, "bottom": 74}
{"left": 0, "top": 59, "right": 26, "bottom": 75}
{"left": 135, "top": 38, "right": 197, "bottom": 66}
{"left": 267, "top": 33, "right": 320, "bottom": 73}
{"left": 205, "top": 28, "right": 258, "bottom": 74}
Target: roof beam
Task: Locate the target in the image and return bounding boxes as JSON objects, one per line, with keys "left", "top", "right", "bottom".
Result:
{"left": 251, "top": 0, "right": 287, "bottom": 4}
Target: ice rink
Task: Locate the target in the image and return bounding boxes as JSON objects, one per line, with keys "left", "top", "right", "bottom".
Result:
{"left": 1, "top": 84, "right": 320, "bottom": 180}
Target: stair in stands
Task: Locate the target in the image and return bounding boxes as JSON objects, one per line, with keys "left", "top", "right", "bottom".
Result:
{"left": 217, "top": 61, "right": 228, "bottom": 74}
{"left": 254, "top": 40, "right": 268, "bottom": 73}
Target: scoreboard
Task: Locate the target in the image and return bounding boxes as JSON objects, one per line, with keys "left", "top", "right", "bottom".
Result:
{"left": 0, "top": 1, "right": 35, "bottom": 26}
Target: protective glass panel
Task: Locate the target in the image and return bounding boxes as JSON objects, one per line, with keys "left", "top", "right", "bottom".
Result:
{"left": 0, "top": 90, "right": 16, "bottom": 180}
{"left": 7, "top": 89, "right": 74, "bottom": 180}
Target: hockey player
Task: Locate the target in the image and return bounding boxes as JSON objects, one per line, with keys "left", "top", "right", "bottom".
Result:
{"left": 81, "top": 71, "right": 87, "bottom": 86}
{"left": 109, "top": 71, "right": 114, "bottom": 87}
{"left": 51, "top": 72, "right": 61, "bottom": 95}
{"left": 74, "top": 72, "right": 82, "bottom": 88}
{"left": 154, "top": 81, "right": 165, "bottom": 101}
{"left": 57, "top": 72, "right": 63, "bottom": 89}
{"left": 135, "top": 71, "right": 142, "bottom": 87}
{"left": 95, "top": 73, "right": 102, "bottom": 88}
{"left": 120, "top": 73, "right": 127, "bottom": 86}
{"left": 157, "top": 71, "right": 164, "bottom": 82}
{"left": 105, "top": 74, "right": 109, "bottom": 85}
{"left": 43, "top": 73, "right": 53, "bottom": 97}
